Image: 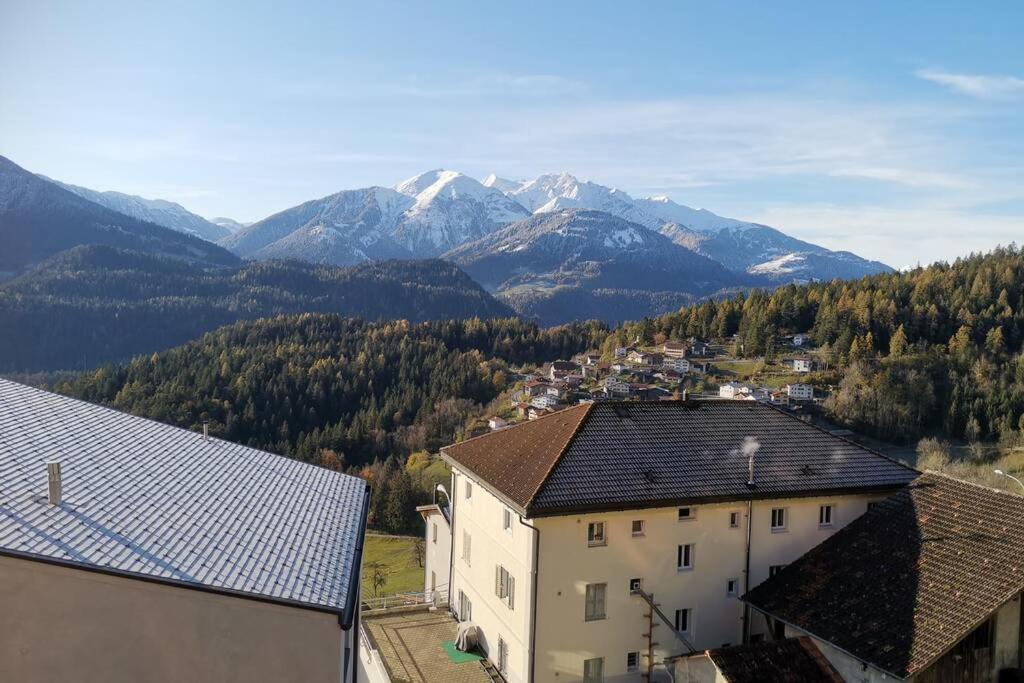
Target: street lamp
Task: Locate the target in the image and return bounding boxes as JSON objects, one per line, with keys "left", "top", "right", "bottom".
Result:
{"left": 994, "top": 469, "right": 1024, "bottom": 494}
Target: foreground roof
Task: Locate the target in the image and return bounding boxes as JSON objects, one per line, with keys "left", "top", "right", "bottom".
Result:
{"left": 689, "top": 637, "right": 843, "bottom": 682}
{"left": 442, "top": 400, "right": 917, "bottom": 517}
{"left": 744, "top": 473, "right": 1024, "bottom": 679}
{"left": 0, "top": 380, "right": 369, "bottom": 620}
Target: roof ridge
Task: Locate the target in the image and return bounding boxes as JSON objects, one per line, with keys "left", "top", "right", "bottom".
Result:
{"left": 523, "top": 402, "right": 596, "bottom": 514}
{"left": 440, "top": 402, "right": 591, "bottom": 454}
{"left": 920, "top": 469, "right": 1024, "bottom": 501}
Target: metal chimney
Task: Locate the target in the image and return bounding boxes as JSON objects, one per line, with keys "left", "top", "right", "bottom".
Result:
{"left": 747, "top": 454, "right": 755, "bottom": 488}
{"left": 46, "top": 461, "right": 62, "bottom": 506}
{"left": 202, "top": 421, "right": 209, "bottom": 441}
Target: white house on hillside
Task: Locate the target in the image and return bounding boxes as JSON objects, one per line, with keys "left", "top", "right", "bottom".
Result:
{"left": 431, "top": 401, "right": 918, "bottom": 682}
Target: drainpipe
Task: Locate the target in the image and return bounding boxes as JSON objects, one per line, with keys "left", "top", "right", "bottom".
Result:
{"left": 518, "top": 513, "right": 540, "bottom": 683}
{"left": 448, "top": 471, "right": 456, "bottom": 614}
{"left": 741, "top": 498, "right": 753, "bottom": 644}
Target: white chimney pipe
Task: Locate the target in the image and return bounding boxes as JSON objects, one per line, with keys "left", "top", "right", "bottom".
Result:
{"left": 203, "top": 422, "right": 209, "bottom": 441}
{"left": 46, "top": 461, "right": 62, "bottom": 506}
{"left": 747, "top": 454, "right": 755, "bottom": 487}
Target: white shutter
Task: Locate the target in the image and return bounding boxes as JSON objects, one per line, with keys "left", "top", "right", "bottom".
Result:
{"left": 508, "top": 574, "right": 515, "bottom": 610}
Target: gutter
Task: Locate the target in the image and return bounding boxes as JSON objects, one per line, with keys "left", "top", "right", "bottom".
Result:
{"left": 447, "top": 468, "right": 457, "bottom": 617}
{"left": 517, "top": 514, "right": 540, "bottom": 683}
{"left": 741, "top": 498, "right": 753, "bottom": 643}
{"left": 339, "top": 482, "right": 372, "bottom": 630}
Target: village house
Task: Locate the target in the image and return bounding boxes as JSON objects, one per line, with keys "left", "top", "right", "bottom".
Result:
{"left": 488, "top": 416, "right": 509, "bottom": 431}
{"left": 687, "top": 338, "right": 711, "bottom": 357}
{"left": 745, "top": 473, "right": 1024, "bottom": 683}
{"left": 603, "top": 376, "right": 633, "bottom": 398}
{"left": 0, "top": 380, "right": 369, "bottom": 683}
{"left": 433, "top": 401, "right": 917, "bottom": 682}
{"left": 785, "top": 383, "right": 814, "bottom": 402}
{"left": 662, "top": 341, "right": 687, "bottom": 359}
{"left": 614, "top": 346, "right": 631, "bottom": 358}
{"left": 664, "top": 356, "right": 691, "bottom": 373}
{"left": 549, "top": 361, "right": 581, "bottom": 381}
{"left": 792, "top": 333, "right": 810, "bottom": 347}
{"left": 791, "top": 357, "right": 814, "bottom": 373}
{"left": 719, "top": 382, "right": 749, "bottom": 400}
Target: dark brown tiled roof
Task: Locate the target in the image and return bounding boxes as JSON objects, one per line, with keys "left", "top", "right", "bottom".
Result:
{"left": 702, "top": 637, "right": 844, "bottom": 682}
{"left": 441, "top": 404, "right": 592, "bottom": 510}
{"left": 744, "top": 473, "right": 1024, "bottom": 679}
{"left": 442, "top": 400, "right": 917, "bottom": 516}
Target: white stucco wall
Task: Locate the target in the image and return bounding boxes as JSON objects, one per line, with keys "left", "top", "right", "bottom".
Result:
{"left": 449, "top": 467, "right": 537, "bottom": 683}
{"left": 421, "top": 508, "right": 452, "bottom": 601}
{"left": 531, "top": 494, "right": 888, "bottom": 683}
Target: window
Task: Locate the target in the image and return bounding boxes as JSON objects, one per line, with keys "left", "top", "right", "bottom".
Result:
{"left": 726, "top": 578, "right": 739, "bottom": 597}
{"left": 631, "top": 519, "right": 645, "bottom": 536}
{"left": 677, "top": 543, "right": 694, "bottom": 570}
{"left": 674, "top": 607, "right": 692, "bottom": 636}
{"left": 587, "top": 521, "right": 606, "bottom": 547}
{"left": 769, "top": 564, "right": 786, "bottom": 577}
{"left": 583, "top": 657, "right": 604, "bottom": 682}
{"left": 677, "top": 506, "right": 695, "bottom": 521}
{"left": 585, "top": 583, "right": 607, "bottom": 621}
{"left": 867, "top": 501, "right": 881, "bottom": 511}
{"left": 458, "top": 590, "right": 473, "bottom": 622}
{"left": 432, "top": 522, "right": 437, "bottom": 543}
{"left": 498, "top": 637, "right": 509, "bottom": 675}
{"left": 465, "top": 480, "right": 472, "bottom": 501}
{"left": 770, "top": 507, "right": 787, "bottom": 532}
{"left": 629, "top": 577, "right": 642, "bottom": 593}
{"left": 626, "top": 651, "right": 639, "bottom": 672}
{"left": 462, "top": 531, "right": 472, "bottom": 566}
{"left": 495, "top": 565, "right": 515, "bottom": 610}
{"left": 819, "top": 504, "right": 835, "bottom": 527}
{"left": 729, "top": 511, "right": 740, "bottom": 528}
{"left": 502, "top": 507, "right": 514, "bottom": 534}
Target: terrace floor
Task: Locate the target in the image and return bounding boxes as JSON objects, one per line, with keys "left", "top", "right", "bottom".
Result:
{"left": 362, "top": 607, "right": 493, "bottom": 683}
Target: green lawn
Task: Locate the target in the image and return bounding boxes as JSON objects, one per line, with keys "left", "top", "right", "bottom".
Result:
{"left": 361, "top": 533, "right": 425, "bottom": 599}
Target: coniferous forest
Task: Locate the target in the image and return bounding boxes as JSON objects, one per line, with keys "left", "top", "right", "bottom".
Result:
{"left": 608, "top": 246, "right": 1024, "bottom": 444}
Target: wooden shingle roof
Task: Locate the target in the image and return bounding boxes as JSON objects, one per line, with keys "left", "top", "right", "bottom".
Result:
{"left": 744, "top": 472, "right": 1024, "bottom": 679}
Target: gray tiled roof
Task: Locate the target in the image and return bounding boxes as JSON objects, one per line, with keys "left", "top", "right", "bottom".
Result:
{"left": 0, "top": 379, "right": 368, "bottom": 615}
{"left": 445, "top": 400, "right": 916, "bottom": 517}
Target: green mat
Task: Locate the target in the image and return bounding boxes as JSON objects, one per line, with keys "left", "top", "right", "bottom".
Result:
{"left": 441, "top": 641, "right": 483, "bottom": 663}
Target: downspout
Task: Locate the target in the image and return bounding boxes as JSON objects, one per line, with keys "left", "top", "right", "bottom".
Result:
{"left": 741, "top": 498, "right": 753, "bottom": 644}
{"left": 447, "top": 468, "right": 457, "bottom": 616}
{"left": 1018, "top": 589, "right": 1024, "bottom": 668}
{"left": 518, "top": 513, "right": 540, "bottom": 683}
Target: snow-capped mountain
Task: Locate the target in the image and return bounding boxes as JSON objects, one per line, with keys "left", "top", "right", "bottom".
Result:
{"left": 481, "top": 172, "right": 891, "bottom": 281}
{"left": 0, "top": 155, "right": 236, "bottom": 274}
{"left": 219, "top": 187, "right": 414, "bottom": 266}
{"left": 443, "top": 209, "right": 753, "bottom": 324}
{"left": 43, "top": 179, "right": 230, "bottom": 242}
{"left": 209, "top": 217, "right": 249, "bottom": 233}
{"left": 480, "top": 173, "right": 522, "bottom": 194}
{"left": 390, "top": 170, "right": 531, "bottom": 255}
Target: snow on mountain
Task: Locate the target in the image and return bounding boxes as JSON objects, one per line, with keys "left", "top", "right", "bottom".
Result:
{"left": 209, "top": 217, "right": 249, "bottom": 233}
{"left": 43, "top": 179, "right": 230, "bottom": 242}
{"left": 219, "top": 186, "right": 414, "bottom": 266}
{"left": 390, "top": 170, "right": 531, "bottom": 256}
{"left": 634, "top": 195, "right": 754, "bottom": 233}
{"left": 481, "top": 173, "right": 523, "bottom": 194}
{"left": 508, "top": 172, "right": 661, "bottom": 228}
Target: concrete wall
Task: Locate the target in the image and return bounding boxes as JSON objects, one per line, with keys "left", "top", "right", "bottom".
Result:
{"left": 449, "top": 467, "right": 537, "bottom": 683}
{"left": 0, "top": 554, "right": 347, "bottom": 683}
{"left": 531, "top": 494, "right": 887, "bottom": 683}
{"left": 422, "top": 508, "right": 452, "bottom": 601}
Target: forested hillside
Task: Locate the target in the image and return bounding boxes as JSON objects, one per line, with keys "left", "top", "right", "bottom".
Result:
{"left": 608, "top": 246, "right": 1024, "bottom": 444}
{"left": 57, "top": 315, "right": 605, "bottom": 531}
{"left": 0, "top": 246, "right": 514, "bottom": 372}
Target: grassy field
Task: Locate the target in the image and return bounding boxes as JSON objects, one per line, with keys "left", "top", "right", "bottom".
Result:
{"left": 361, "top": 534, "right": 425, "bottom": 599}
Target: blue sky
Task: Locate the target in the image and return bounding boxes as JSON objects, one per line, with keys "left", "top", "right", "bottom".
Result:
{"left": 2, "top": 1, "right": 1022, "bottom": 267}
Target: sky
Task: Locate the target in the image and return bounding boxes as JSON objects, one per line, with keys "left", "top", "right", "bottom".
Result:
{"left": 1, "top": 1, "right": 1022, "bottom": 268}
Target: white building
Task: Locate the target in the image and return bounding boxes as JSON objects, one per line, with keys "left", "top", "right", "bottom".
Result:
{"left": 488, "top": 416, "right": 509, "bottom": 431}
{"left": 719, "top": 382, "right": 749, "bottom": 399}
{"left": 664, "top": 357, "right": 691, "bottom": 373}
{"left": 784, "top": 383, "right": 814, "bottom": 401}
{"left": 791, "top": 357, "right": 814, "bottom": 373}
{"left": 792, "top": 333, "right": 809, "bottom": 347}
{"left": 417, "top": 502, "right": 453, "bottom": 600}
{"left": 433, "top": 401, "right": 917, "bottom": 682}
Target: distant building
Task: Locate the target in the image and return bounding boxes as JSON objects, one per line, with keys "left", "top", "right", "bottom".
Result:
{"left": 488, "top": 416, "right": 509, "bottom": 431}
{"left": 549, "top": 361, "right": 581, "bottom": 380}
{"left": 792, "top": 333, "right": 810, "bottom": 347}
{"left": 719, "top": 382, "right": 747, "bottom": 399}
{"left": 785, "top": 383, "right": 813, "bottom": 401}
{"left": 687, "top": 338, "right": 711, "bottom": 356}
{"left": 614, "top": 346, "right": 631, "bottom": 358}
{"left": 0, "top": 380, "right": 369, "bottom": 683}
{"left": 662, "top": 341, "right": 687, "bottom": 358}
{"left": 791, "top": 357, "right": 814, "bottom": 373}
{"left": 746, "top": 473, "right": 1024, "bottom": 683}
{"left": 664, "top": 357, "right": 691, "bottom": 373}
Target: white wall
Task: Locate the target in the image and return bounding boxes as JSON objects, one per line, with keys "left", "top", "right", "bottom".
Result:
{"left": 449, "top": 467, "right": 537, "bottom": 683}
{"left": 421, "top": 508, "right": 452, "bottom": 601}
{"left": 531, "top": 494, "right": 888, "bottom": 683}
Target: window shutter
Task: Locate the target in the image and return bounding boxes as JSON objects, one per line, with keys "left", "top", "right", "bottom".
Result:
{"left": 508, "top": 575, "right": 515, "bottom": 610}
{"left": 495, "top": 565, "right": 501, "bottom": 597}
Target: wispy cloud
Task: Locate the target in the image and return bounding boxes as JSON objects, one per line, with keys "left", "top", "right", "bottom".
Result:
{"left": 915, "top": 69, "right": 1024, "bottom": 99}
{"left": 828, "top": 167, "right": 972, "bottom": 189}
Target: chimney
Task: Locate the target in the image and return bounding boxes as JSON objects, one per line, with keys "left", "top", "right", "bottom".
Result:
{"left": 682, "top": 388, "right": 689, "bottom": 401}
{"left": 202, "top": 421, "right": 209, "bottom": 441}
{"left": 46, "top": 461, "right": 62, "bottom": 506}
{"left": 747, "top": 454, "right": 755, "bottom": 488}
